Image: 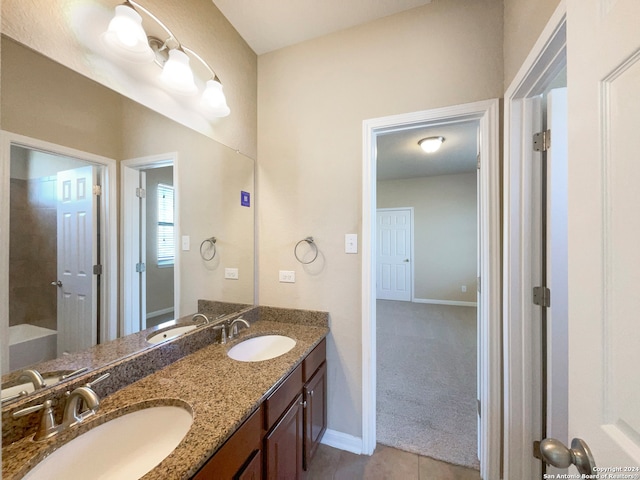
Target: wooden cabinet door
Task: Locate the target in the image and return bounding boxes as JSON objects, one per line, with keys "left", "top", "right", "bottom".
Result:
{"left": 236, "top": 450, "right": 261, "bottom": 480}
{"left": 303, "top": 362, "right": 327, "bottom": 470}
{"left": 264, "top": 394, "right": 304, "bottom": 480}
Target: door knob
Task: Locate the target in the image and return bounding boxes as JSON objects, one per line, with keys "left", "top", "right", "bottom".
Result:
{"left": 50, "top": 281, "right": 62, "bottom": 287}
{"left": 404, "top": 259, "right": 410, "bottom": 262}
{"left": 539, "top": 438, "right": 596, "bottom": 475}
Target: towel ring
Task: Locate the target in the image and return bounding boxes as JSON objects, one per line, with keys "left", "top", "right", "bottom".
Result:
{"left": 200, "top": 237, "right": 217, "bottom": 261}
{"left": 294, "top": 237, "right": 318, "bottom": 264}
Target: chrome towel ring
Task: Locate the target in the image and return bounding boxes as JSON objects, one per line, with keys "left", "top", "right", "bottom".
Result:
{"left": 294, "top": 237, "right": 318, "bottom": 264}
{"left": 200, "top": 237, "right": 217, "bottom": 261}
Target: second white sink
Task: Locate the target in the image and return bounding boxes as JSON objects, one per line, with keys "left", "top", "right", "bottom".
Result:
{"left": 146, "top": 325, "right": 197, "bottom": 344}
{"left": 227, "top": 335, "right": 296, "bottom": 362}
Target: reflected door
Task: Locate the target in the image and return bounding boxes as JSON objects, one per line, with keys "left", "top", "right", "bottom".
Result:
{"left": 56, "top": 166, "right": 98, "bottom": 355}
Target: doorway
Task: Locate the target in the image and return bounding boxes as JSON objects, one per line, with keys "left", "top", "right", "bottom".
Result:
{"left": 121, "top": 154, "right": 179, "bottom": 336}
{"left": 0, "top": 131, "right": 118, "bottom": 373}
{"left": 362, "top": 99, "right": 501, "bottom": 480}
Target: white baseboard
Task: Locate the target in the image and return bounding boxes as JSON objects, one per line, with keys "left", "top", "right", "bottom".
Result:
{"left": 146, "top": 307, "right": 174, "bottom": 319}
{"left": 320, "top": 429, "right": 363, "bottom": 455}
{"left": 413, "top": 298, "right": 478, "bottom": 307}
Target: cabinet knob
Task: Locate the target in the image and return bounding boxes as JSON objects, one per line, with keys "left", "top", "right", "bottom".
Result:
{"left": 300, "top": 400, "right": 307, "bottom": 408}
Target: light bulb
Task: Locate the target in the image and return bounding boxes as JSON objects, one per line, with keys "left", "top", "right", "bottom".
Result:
{"left": 160, "top": 49, "right": 198, "bottom": 95}
{"left": 101, "top": 4, "right": 154, "bottom": 63}
{"left": 418, "top": 136, "right": 445, "bottom": 153}
{"left": 202, "top": 79, "right": 231, "bottom": 117}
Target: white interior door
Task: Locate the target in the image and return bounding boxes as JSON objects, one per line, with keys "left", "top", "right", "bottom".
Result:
{"left": 122, "top": 166, "right": 145, "bottom": 335}
{"left": 559, "top": 0, "right": 640, "bottom": 471}
{"left": 56, "top": 166, "right": 97, "bottom": 355}
{"left": 376, "top": 208, "right": 412, "bottom": 301}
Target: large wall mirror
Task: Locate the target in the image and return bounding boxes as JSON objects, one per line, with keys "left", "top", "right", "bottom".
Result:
{"left": 0, "top": 35, "right": 255, "bottom": 390}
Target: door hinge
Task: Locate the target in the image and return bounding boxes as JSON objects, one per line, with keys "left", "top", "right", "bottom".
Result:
{"left": 477, "top": 276, "right": 481, "bottom": 293}
{"left": 533, "top": 440, "right": 542, "bottom": 460}
{"left": 93, "top": 264, "right": 103, "bottom": 275}
{"left": 93, "top": 185, "right": 102, "bottom": 196}
{"left": 136, "top": 187, "right": 146, "bottom": 198}
{"left": 477, "top": 399, "right": 481, "bottom": 418}
{"left": 533, "top": 286, "right": 551, "bottom": 307}
{"left": 135, "top": 262, "right": 146, "bottom": 273}
{"left": 533, "top": 130, "right": 551, "bottom": 152}
{"left": 477, "top": 153, "right": 481, "bottom": 170}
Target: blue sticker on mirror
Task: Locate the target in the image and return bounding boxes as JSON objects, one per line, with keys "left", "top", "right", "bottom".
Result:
{"left": 241, "top": 191, "right": 250, "bottom": 207}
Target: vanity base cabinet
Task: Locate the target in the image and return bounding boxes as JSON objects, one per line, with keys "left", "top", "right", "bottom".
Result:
{"left": 193, "top": 406, "right": 263, "bottom": 480}
{"left": 192, "top": 339, "right": 327, "bottom": 480}
{"left": 264, "top": 393, "right": 304, "bottom": 480}
{"left": 303, "top": 361, "right": 327, "bottom": 470}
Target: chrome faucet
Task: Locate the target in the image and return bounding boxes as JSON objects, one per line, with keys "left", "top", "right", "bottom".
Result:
{"left": 192, "top": 313, "right": 210, "bottom": 325}
{"left": 18, "top": 369, "right": 47, "bottom": 390}
{"left": 213, "top": 323, "right": 228, "bottom": 344}
{"left": 62, "top": 386, "right": 100, "bottom": 428}
{"left": 228, "top": 318, "right": 250, "bottom": 340}
{"left": 11, "top": 373, "right": 109, "bottom": 441}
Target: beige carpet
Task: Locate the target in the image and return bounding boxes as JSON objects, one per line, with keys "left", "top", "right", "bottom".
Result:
{"left": 376, "top": 300, "right": 480, "bottom": 470}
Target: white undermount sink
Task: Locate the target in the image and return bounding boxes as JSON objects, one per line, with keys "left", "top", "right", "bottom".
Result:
{"left": 22, "top": 404, "right": 193, "bottom": 480}
{"left": 146, "top": 325, "right": 197, "bottom": 344}
{"left": 227, "top": 335, "right": 296, "bottom": 362}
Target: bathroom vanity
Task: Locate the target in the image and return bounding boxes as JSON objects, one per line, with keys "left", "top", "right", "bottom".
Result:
{"left": 1, "top": 306, "right": 329, "bottom": 480}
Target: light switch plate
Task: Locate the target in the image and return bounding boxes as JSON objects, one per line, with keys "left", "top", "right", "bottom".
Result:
{"left": 181, "top": 235, "right": 190, "bottom": 251}
{"left": 225, "top": 268, "right": 239, "bottom": 280}
{"left": 279, "top": 270, "right": 296, "bottom": 283}
{"left": 345, "top": 233, "right": 358, "bottom": 254}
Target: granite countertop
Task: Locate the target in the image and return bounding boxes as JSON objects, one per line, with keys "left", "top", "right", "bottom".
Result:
{"left": 2, "top": 318, "right": 329, "bottom": 480}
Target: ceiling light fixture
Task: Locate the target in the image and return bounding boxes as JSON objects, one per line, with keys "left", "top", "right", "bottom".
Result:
{"left": 102, "top": 0, "right": 230, "bottom": 116}
{"left": 418, "top": 136, "right": 445, "bottom": 153}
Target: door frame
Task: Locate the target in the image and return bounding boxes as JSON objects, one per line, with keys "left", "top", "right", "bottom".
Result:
{"left": 0, "top": 130, "right": 118, "bottom": 370}
{"left": 503, "top": 2, "right": 567, "bottom": 478}
{"left": 375, "top": 207, "right": 414, "bottom": 302}
{"left": 362, "top": 98, "right": 501, "bottom": 480}
{"left": 121, "top": 153, "right": 179, "bottom": 336}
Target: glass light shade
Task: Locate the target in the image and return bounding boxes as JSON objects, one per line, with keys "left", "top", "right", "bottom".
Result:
{"left": 160, "top": 49, "right": 198, "bottom": 95}
{"left": 202, "top": 79, "right": 231, "bottom": 117}
{"left": 418, "top": 136, "right": 445, "bottom": 153}
{"left": 101, "top": 5, "right": 154, "bottom": 63}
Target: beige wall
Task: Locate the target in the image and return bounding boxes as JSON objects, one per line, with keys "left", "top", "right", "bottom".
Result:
{"left": 503, "top": 0, "right": 562, "bottom": 89}
{"left": 378, "top": 173, "right": 478, "bottom": 303}
{"left": 257, "top": 0, "right": 503, "bottom": 438}
{"left": 1, "top": 0, "right": 258, "bottom": 158}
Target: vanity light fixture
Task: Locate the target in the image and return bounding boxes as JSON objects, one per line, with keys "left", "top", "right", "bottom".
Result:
{"left": 418, "top": 136, "right": 445, "bottom": 153}
{"left": 102, "top": 0, "right": 230, "bottom": 116}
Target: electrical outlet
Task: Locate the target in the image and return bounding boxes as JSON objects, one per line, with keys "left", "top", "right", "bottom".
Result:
{"left": 279, "top": 270, "right": 296, "bottom": 283}
{"left": 225, "top": 268, "right": 239, "bottom": 280}
{"left": 461, "top": 285, "right": 467, "bottom": 293}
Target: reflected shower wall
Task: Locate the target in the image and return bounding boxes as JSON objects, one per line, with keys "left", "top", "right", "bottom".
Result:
{"left": 9, "top": 153, "right": 57, "bottom": 332}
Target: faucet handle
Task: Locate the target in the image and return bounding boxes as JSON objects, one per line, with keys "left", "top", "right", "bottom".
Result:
{"left": 13, "top": 400, "right": 60, "bottom": 441}
{"left": 85, "top": 372, "right": 110, "bottom": 389}
{"left": 12, "top": 400, "right": 49, "bottom": 419}
{"left": 213, "top": 324, "right": 228, "bottom": 344}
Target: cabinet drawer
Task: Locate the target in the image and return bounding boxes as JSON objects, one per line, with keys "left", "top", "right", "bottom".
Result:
{"left": 193, "top": 406, "right": 262, "bottom": 480}
{"left": 264, "top": 363, "right": 303, "bottom": 430}
{"left": 303, "top": 339, "right": 326, "bottom": 382}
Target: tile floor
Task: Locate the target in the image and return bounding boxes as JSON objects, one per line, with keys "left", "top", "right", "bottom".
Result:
{"left": 307, "top": 443, "right": 481, "bottom": 480}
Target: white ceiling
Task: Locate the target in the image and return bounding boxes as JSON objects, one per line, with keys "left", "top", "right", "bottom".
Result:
{"left": 377, "top": 121, "right": 479, "bottom": 181}
{"left": 211, "top": 0, "right": 433, "bottom": 55}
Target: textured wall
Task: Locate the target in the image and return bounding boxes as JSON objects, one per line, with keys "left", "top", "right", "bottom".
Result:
{"left": 378, "top": 173, "right": 478, "bottom": 303}
{"left": 258, "top": 0, "right": 503, "bottom": 439}
{"left": 503, "top": 0, "right": 563, "bottom": 89}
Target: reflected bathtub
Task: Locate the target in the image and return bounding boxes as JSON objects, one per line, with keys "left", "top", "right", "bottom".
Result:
{"left": 9, "top": 324, "right": 57, "bottom": 371}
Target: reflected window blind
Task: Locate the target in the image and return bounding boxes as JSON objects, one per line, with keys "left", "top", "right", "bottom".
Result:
{"left": 157, "top": 183, "right": 174, "bottom": 266}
